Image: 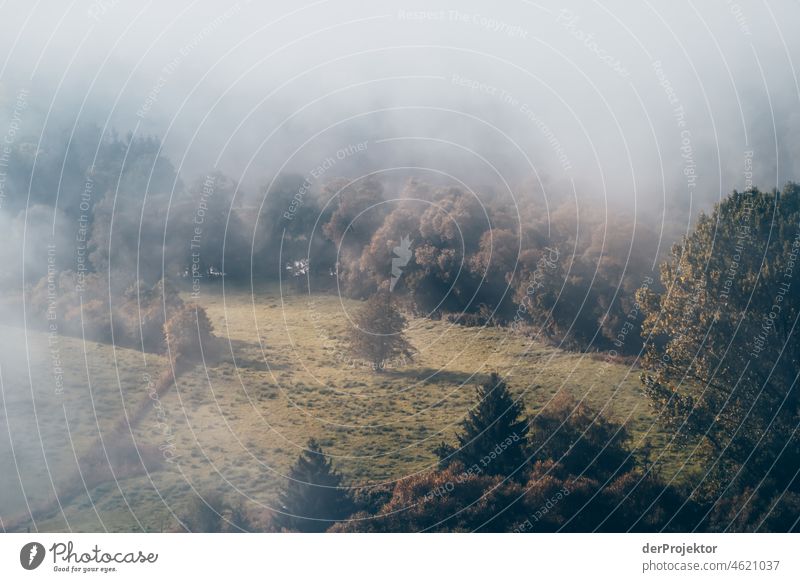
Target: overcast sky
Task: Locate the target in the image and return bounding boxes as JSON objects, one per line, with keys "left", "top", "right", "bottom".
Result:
{"left": 1, "top": 0, "right": 799, "bottom": 213}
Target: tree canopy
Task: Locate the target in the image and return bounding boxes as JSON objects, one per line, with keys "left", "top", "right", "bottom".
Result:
{"left": 638, "top": 184, "right": 800, "bottom": 503}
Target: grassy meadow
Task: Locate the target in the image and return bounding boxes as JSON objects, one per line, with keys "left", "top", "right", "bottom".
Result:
{"left": 0, "top": 284, "right": 698, "bottom": 532}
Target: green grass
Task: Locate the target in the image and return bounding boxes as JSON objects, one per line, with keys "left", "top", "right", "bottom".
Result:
{"left": 0, "top": 284, "right": 698, "bottom": 532}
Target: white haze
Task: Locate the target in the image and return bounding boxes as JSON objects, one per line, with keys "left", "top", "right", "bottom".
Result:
{"left": 0, "top": 0, "right": 798, "bottom": 214}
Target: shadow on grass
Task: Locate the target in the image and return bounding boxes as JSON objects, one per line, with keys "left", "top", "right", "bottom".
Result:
{"left": 214, "top": 338, "right": 293, "bottom": 371}
{"left": 380, "top": 367, "right": 481, "bottom": 387}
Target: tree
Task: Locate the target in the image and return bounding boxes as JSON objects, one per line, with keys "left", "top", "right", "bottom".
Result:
{"left": 322, "top": 177, "right": 385, "bottom": 246}
{"left": 164, "top": 303, "right": 218, "bottom": 364}
{"left": 637, "top": 185, "right": 800, "bottom": 501}
{"left": 273, "top": 439, "right": 354, "bottom": 532}
{"left": 434, "top": 372, "right": 529, "bottom": 479}
{"left": 181, "top": 491, "right": 255, "bottom": 532}
{"left": 347, "top": 291, "right": 414, "bottom": 371}
{"left": 177, "top": 171, "right": 249, "bottom": 279}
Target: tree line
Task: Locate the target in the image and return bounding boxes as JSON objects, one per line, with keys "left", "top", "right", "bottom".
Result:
{"left": 5, "top": 127, "right": 663, "bottom": 357}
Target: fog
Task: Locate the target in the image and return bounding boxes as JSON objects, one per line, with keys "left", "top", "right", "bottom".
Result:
{"left": 1, "top": 0, "right": 800, "bottom": 533}
{"left": 1, "top": 0, "right": 798, "bottom": 209}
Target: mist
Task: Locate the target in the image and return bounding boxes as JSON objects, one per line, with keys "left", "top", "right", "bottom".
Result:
{"left": 1, "top": 0, "right": 800, "bottom": 535}
{"left": 2, "top": 1, "right": 798, "bottom": 204}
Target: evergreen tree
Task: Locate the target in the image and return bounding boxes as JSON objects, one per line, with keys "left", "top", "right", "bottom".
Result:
{"left": 347, "top": 290, "right": 414, "bottom": 371}
{"left": 434, "top": 372, "right": 529, "bottom": 478}
{"left": 274, "top": 439, "right": 354, "bottom": 532}
{"left": 181, "top": 491, "right": 254, "bottom": 532}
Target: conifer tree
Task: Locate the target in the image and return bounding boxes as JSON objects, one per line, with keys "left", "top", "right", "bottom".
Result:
{"left": 347, "top": 290, "right": 413, "bottom": 371}
{"left": 274, "top": 439, "right": 354, "bottom": 532}
{"left": 434, "top": 372, "right": 529, "bottom": 478}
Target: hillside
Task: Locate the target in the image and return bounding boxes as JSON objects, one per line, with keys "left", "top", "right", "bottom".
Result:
{"left": 0, "top": 285, "right": 696, "bottom": 532}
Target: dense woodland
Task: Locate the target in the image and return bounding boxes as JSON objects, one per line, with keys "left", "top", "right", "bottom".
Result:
{"left": 10, "top": 128, "right": 661, "bottom": 354}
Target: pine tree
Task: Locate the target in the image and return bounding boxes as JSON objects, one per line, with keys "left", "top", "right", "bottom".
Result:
{"left": 181, "top": 491, "right": 254, "bottom": 532}
{"left": 434, "top": 372, "right": 529, "bottom": 478}
{"left": 347, "top": 290, "right": 413, "bottom": 371}
{"left": 274, "top": 439, "right": 354, "bottom": 532}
